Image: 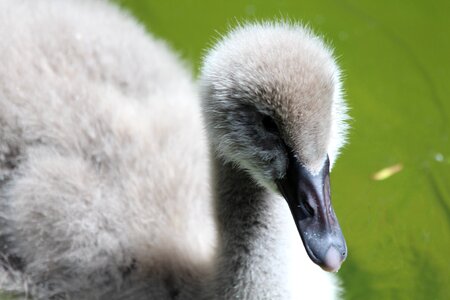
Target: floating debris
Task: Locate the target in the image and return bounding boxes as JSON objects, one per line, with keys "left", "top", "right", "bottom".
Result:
{"left": 434, "top": 153, "right": 444, "bottom": 162}
{"left": 372, "top": 163, "right": 403, "bottom": 181}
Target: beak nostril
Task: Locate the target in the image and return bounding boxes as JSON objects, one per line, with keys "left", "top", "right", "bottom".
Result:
{"left": 300, "top": 200, "right": 315, "bottom": 218}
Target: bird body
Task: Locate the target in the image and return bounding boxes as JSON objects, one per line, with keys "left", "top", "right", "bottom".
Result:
{"left": 0, "top": 1, "right": 348, "bottom": 299}
{"left": 0, "top": 1, "right": 214, "bottom": 297}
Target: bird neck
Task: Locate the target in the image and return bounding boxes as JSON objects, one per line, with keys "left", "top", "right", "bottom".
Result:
{"left": 209, "top": 154, "right": 290, "bottom": 298}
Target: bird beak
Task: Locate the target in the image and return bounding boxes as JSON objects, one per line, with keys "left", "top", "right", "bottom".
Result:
{"left": 276, "top": 152, "right": 347, "bottom": 272}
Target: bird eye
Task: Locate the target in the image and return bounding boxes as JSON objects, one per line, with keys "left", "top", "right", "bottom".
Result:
{"left": 262, "top": 116, "right": 279, "bottom": 134}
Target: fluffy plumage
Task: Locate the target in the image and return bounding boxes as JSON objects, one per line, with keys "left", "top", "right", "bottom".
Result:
{"left": 202, "top": 22, "right": 349, "bottom": 176}
{"left": 200, "top": 22, "right": 348, "bottom": 299}
{"left": 0, "top": 0, "right": 349, "bottom": 299}
{"left": 0, "top": 0, "right": 214, "bottom": 298}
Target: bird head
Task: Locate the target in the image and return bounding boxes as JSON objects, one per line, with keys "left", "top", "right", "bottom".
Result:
{"left": 200, "top": 22, "right": 349, "bottom": 272}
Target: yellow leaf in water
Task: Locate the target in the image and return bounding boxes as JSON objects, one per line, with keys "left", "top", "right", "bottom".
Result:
{"left": 372, "top": 164, "right": 403, "bottom": 181}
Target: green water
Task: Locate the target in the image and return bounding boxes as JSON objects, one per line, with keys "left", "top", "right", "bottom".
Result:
{"left": 116, "top": 1, "right": 450, "bottom": 299}
{"left": 2, "top": 0, "right": 449, "bottom": 299}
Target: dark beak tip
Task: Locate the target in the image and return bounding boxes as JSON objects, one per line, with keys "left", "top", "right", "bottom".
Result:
{"left": 277, "top": 152, "right": 348, "bottom": 271}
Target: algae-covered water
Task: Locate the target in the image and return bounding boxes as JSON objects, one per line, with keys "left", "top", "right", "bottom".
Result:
{"left": 116, "top": 1, "right": 450, "bottom": 299}
{"left": 2, "top": 0, "right": 449, "bottom": 299}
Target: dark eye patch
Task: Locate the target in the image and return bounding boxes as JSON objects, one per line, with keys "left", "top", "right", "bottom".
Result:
{"left": 262, "top": 115, "right": 279, "bottom": 134}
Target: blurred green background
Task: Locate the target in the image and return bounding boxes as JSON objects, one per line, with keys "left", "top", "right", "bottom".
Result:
{"left": 113, "top": 0, "right": 449, "bottom": 299}
{"left": 2, "top": 0, "right": 449, "bottom": 299}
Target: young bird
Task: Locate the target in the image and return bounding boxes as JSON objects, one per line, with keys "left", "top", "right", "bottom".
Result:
{"left": 0, "top": 1, "right": 349, "bottom": 299}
